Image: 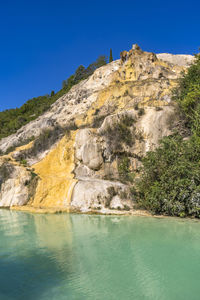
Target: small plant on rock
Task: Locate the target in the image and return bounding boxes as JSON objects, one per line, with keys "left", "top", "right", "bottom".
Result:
{"left": 138, "top": 108, "right": 145, "bottom": 116}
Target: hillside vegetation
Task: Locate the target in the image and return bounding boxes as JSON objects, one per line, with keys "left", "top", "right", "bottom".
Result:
{"left": 136, "top": 54, "right": 200, "bottom": 218}
{"left": 0, "top": 56, "right": 107, "bottom": 140}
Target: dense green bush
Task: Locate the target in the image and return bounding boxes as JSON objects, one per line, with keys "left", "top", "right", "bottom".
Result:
{"left": 136, "top": 53, "right": 200, "bottom": 218}
{"left": 136, "top": 135, "right": 200, "bottom": 217}
{"left": 173, "top": 54, "right": 200, "bottom": 130}
{"left": 0, "top": 55, "right": 107, "bottom": 140}
{"left": 118, "top": 156, "right": 135, "bottom": 183}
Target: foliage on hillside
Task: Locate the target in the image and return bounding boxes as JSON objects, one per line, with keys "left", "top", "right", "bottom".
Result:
{"left": 136, "top": 54, "right": 200, "bottom": 218}
{"left": 62, "top": 55, "right": 107, "bottom": 88}
{"left": 0, "top": 56, "right": 107, "bottom": 140}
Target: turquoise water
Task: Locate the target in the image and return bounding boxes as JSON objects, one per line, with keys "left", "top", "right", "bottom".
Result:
{"left": 0, "top": 211, "right": 200, "bottom": 300}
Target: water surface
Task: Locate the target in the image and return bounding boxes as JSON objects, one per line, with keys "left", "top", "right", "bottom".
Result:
{"left": 0, "top": 210, "right": 200, "bottom": 300}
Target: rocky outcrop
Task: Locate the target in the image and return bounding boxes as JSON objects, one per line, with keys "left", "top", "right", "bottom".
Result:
{"left": 156, "top": 53, "right": 194, "bottom": 67}
{"left": 0, "top": 45, "right": 194, "bottom": 213}
{"left": 0, "top": 60, "right": 120, "bottom": 154}
{"left": 0, "top": 159, "right": 31, "bottom": 207}
{"left": 71, "top": 179, "right": 131, "bottom": 212}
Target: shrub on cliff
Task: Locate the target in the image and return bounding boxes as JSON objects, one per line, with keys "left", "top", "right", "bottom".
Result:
{"left": 136, "top": 53, "right": 200, "bottom": 218}
{"left": 62, "top": 55, "right": 107, "bottom": 88}
{"left": 136, "top": 134, "right": 200, "bottom": 217}
{"left": 0, "top": 55, "right": 107, "bottom": 141}
{"left": 173, "top": 54, "right": 200, "bottom": 130}
{"left": 118, "top": 156, "right": 135, "bottom": 183}
{"left": 104, "top": 115, "right": 135, "bottom": 153}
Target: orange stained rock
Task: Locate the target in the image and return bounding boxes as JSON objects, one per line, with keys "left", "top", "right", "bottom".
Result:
{"left": 31, "top": 131, "right": 77, "bottom": 208}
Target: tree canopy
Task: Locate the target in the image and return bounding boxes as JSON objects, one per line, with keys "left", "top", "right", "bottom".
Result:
{"left": 136, "top": 53, "right": 200, "bottom": 218}
{"left": 0, "top": 55, "right": 107, "bottom": 140}
{"left": 109, "top": 49, "right": 113, "bottom": 63}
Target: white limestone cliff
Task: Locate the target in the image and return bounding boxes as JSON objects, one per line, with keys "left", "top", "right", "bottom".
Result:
{"left": 0, "top": 45, "right": 194, "bottom": 213}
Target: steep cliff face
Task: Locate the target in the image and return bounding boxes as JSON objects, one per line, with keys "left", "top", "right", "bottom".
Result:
{"left": 0, "top": 45, "right": 194, "bottom": 213}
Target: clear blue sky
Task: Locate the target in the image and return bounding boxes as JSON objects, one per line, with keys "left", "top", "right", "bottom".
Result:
{"left": 0, "top": 0, "right": 199, "bottom": 111}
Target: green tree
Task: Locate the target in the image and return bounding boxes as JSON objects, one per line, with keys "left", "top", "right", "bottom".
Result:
{"left": 136, "top": 51, "right": 200, "bottom": 218}
{"left": 109, "top": 49, "right": 113, "bottom": 63}
{"left": 51, "top": 90, "right": 55, "bottom": 97}
{"left": 0, "top": 54, "right": 107, "bottom": 143}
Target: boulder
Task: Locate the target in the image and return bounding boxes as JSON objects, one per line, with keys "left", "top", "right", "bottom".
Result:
{"left": 82, "top": 138, "right": 103, "bottom": 170}
{"left": 0, "top": 164, "right": 30, "bottom": 207}
{"left": 71, "top": 179, "right": 130, "bottom": 212}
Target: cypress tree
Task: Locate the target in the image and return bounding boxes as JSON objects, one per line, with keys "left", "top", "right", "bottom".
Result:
{"left": 109, "top": 49, "right": 113, "bottom": 63}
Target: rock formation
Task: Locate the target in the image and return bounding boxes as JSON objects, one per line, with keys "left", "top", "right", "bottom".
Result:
{"left": 0, "top": 45, "right": 194, "bottom": 213}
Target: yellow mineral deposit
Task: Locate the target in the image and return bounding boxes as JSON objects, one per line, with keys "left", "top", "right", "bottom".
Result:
{"left": 30, "top": 131, "right": 77, "bottom": 209}
{"left": 4, "top": 46, "right": 192, "bottom": 214}
{"left": 75, "top": 89, "right": 111, "bottom": 128}
{"left": 74, "top": 52, "right": 182, "bottom": 131}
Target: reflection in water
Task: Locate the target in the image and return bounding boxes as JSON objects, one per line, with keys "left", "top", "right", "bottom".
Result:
{"left": 0, "top": 211, "right": 75, "bottom": 300}
{"left": 0, "top": 211, "right": 200, "bottom": 300}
